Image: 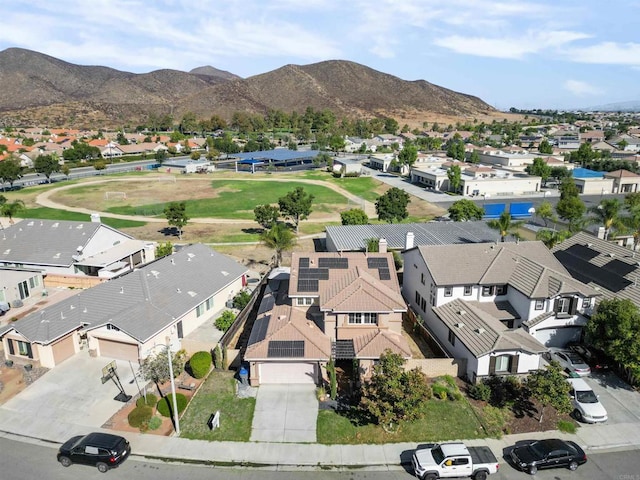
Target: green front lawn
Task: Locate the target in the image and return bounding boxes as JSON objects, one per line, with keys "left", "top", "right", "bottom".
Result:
{"left": 317, "top": 399, "right": 485, "bottom": 444}
{"left": 179, "top": 370, "right": 255, "bottom": 442}
{"left": 22, "top": 207, "right": 146, "bottom": 228}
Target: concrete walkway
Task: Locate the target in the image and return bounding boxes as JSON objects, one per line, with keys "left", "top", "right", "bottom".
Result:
{"left": 251, "top": 385, "right": 318, "bottom": 443}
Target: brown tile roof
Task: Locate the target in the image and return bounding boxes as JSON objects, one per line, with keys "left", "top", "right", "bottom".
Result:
{"left": 353, "top": 330, "right": 411, "bottom": 359}
{"left": 433, "top": 299, "right": 546, "bottom": 356}
{"left": 604, "top": 169, "right": 640, "bottom": 179}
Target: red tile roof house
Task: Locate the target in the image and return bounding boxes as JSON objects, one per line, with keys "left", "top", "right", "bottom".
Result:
{"left": 243, "top": 252, "right": 410, "bottom": 386}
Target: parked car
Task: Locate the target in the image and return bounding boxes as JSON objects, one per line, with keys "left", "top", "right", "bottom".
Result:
{"left": 547, "top": 348, "right": 591, "bottom": 376}
{"left": 568, "top": 377, "right": 608, "bottom": 423}
{"left": 412, "top": 442, "right": 500, "bottom": 480}
{"left": 509, "top": 439, "right": 587, "bottom": 475}
{"left": 57, "top": 432, "right": 131, "bottom": 473}
{"left": 567, "top": 343, "right": 611, "bottom": 372}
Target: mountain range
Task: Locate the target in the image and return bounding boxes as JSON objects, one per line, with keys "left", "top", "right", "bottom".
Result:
{"left": 0, "top": 47, "right": 496, "bottom": 129}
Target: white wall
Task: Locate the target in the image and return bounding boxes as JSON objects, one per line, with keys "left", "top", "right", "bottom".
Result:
{"left": 82, "top": 225, "right": 131, "bottom": 258}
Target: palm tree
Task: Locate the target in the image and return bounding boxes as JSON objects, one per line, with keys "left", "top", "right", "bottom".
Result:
{"left": 260, "top": 222, "right": 296, "bottom": 267}
{"left": 487, "top": 211, "right": 524, "bottom": 242}
{"left": 1, "top": 199, "right": 25, "bottom": 224}
{"left": 622, "top": 205, "right": 640, "bottom": 251}
{"left": 536, "top": 229, "right": 573, "bottom": 249}
{"left": 589, "top": 198, "right": 624, "bottom": 240}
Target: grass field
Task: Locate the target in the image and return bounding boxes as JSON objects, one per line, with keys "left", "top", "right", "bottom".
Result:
{"left": 22, "top": 207, "right": 146, "bottom": 229}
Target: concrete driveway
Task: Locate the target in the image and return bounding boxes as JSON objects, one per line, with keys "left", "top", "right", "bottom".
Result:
{"left": 0, "top": 354, "right": 138, "bottom": 430}
{"left": 582, "top": 371, "right": 640, "bottom": 425}
{"left": 250, "top": 384, "right": 318, "bottom": 443}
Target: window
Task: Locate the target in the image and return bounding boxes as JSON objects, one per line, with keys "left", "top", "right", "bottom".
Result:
{"left": 495, "top": 284, "right": 508, "bottom": 295}
{"left": 296, "top": 297, "right": 314, "bottom": 306}
{"left": 452, "top": 458, "right": 470, "bottom": 466}
{"left": 463, "top": 285, "right": 472, "bottom": 296}
{"left": 556, "top": 297, "right": 572, "bottom": 314}
{"left": 448, "top": 330, "right": 456, "bottom": 346}
{"left": 18, "top": 280, "right": 29, "bottom": 300}
{"left": 196, "top": 304, "right": 205, "bottom": 317}
{"left": 415, "top": 291, "right": 421, "bottom": 304}
{"left": 494, "top": 355, "right": 510, "bottom": 373}
{"left": 582, "top": 298, "right": 590, "bottom": 308}
{"left": 420, "top": 298, "right": 427, "bottom": 311}
{"left": 430, "top": 283, "right": 436, "bottom": 306}
{"left": 17, "top": 341, "right": 30, "bottom": 357}
{"left": 482, "top": 286, "right": 494, "bottom": 296}
{"left": 205, "top": 297, "right": 214, "bottom": 310}
{"left": 421, "top": 273, "right": 426, "bottom": 285}
{"left": 535, "top": 299, "right": 544, "bottom": 310}
{"left": 348, "top": 313, "right": 377, "bottom": 324}
{"left": 29, "top": 276, "right": 39, "bottom": 288}
{"left": 106, "top": 324, "right": 120, "bottom": 331}
{"left": 444, "top": 287, "right": 453, "bottom": 297}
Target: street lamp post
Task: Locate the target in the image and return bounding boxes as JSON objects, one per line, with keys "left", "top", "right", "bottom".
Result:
{"left": 165, "top": 338, "right": 180, "bottom": 436}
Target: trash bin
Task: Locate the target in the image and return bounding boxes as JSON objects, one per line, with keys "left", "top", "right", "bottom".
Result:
{"left": 239, "top": 366, "right": 249, "bottom": 386}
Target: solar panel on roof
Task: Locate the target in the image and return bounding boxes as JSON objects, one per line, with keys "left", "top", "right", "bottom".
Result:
{"left": 367, "top": 257, "right": 389, "bottom": 268}
{"left": 299, "top": 257, "right": 310, "bottom": 268}
{"left": 297, "top": 279, "right": 319, "bottom": 292}
{"left": 378, "top": 268, "right": 391, "bottom": 280}
{"left": 299, "top": 268, "right": 329, "bottom": 280}
{"left": 554, "top": 250, "right": 631, "bottom": 293}
{"left": 247, "top": 316, "right": 270, "bottom": 345}
{"left": 268, "top": 340, "right": 304, "bottom": 358}
{"left": 318, "top": 257, "right": 349, "bottom": 269}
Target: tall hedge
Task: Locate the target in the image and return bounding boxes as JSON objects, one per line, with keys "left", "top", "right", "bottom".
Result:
{"left": 189, "top": 351, "right": 212, "bottom": 379}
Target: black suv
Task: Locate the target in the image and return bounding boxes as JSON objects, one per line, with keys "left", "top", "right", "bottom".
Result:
{"left": 57, "top": 432, "right": 131, "bottom": 473}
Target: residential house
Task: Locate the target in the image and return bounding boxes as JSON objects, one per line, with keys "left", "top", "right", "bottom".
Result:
{"left": 0, "top": 268, "right": 46, "bottom": 309}
{"left": 0, "top": 219, "right": 155, "bottom": 284}
{"left": 604, "top": 169, "right": 640, "bottom": 194}
{"left": 243, "top": 252, "right": 410, "bottom": 385}
{"left": 0, "top": 244, "right": 248, "bottom": 368}
{"left": 402, "top": 242, "right": 599, "bottom": 382}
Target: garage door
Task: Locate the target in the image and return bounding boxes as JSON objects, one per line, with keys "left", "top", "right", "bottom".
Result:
{"left": 259, "top": 362, "right": 316, "bottom": 384}
{"left": 535, "top": 327, "right": 582, "bottom": 348}
{"left": 52, "top": 335, "right": 76, "bottom": 365}
{"left": 97, "top": 338, "right": 139, "bottom": 362}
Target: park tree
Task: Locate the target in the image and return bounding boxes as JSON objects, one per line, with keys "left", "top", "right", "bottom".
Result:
{"left": 328, "top": 134, "right": 345, "bottom": 154}
{"left": 1, "top": 199, "right": 24, "bottom": 223}
{"left": 448, "top": 199, "right": 484, "bottom": 221}
{"left": 359, "top": 350, "right": 431, "bottom": 433}
{"left": 155, "top": 241, "right": 174, "bottom": 258}
{"left": 588, "top": 198, "right": 624, "bottom": 240}
{"left": 383, "top": 117, "right": 399, "bottom": 134}
{"left": 447, "top": 165, "right": 462, "bottom": 193}
{"left": 487, "top": 211, "right": 524, "bottom": 242}
{"left": 585, "top": 298, "right": 640, "bottom": 381}
{"left": 253, "top": 204, "right": 280, "bottom": 229}
{"left": 397, "top": 144, "right": 418, "bottom": 168}
{"left": 34, "top": 154, "right": 61, "bottom": 183}
{"left": 538, "top": 139, "right": 553, "bottom": 154}
{"left": 278, "top": 187, "right": 314, "bottom": 233}
{"left": 469, "top": 150, "right": 480, "bottom": 164}
{"left": 446, "top": 139, "right": 465, "bottom": 161}
{"left": 375, "top": 187, "right": 410, "bottom": 223}
{"left": 525, "top": 361, "right": 572, "bottom": 423}
{"left": 260, "top": 222, "right": 296, "bottom": 267}
{"left": 556, "top": 177, "right": 586, "bottom": 230}
{"left": 0, "top": 157, "right": 22, "bottom": 191}
{"left": 93, "top": 160, "right": 107, "bottom": 172}
{"left": 525, "top": 157, "right": 552, "bottom": 186}
{"left": 535, "top": 200, "right": 555, "bottom": 227}
{"left": 163, "top": 201, "right": 189, "bottom": 240}
{"left": 61, "top": 164, "right": 71, "bottom": 180}
{"left": 341, "top": 208, "right": 368, "bottom": 225}
{"left": 140, "top": 348, "right": 186, "bottom": 385}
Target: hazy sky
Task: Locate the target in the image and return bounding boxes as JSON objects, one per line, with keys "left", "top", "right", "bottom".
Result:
{"left": 1, "top": 0, "right": 639, "bottom": 110}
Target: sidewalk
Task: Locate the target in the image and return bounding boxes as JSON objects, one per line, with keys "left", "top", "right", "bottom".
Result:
{"left": 0, "top": 405, "right": 639, "bottom": 471}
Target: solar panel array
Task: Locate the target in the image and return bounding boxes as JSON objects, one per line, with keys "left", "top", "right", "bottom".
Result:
{"left": 247, "top": 316, "right": 270, "bottom": 345}
{"left": 555, "top": 250, "right": 631, "bottom": 293}
{"left": 378, "top": 268, "right": 391, "bottom": 280}
{"left": 299, "top": 268, "right": 329, "bottom": 279}
{"left": 297, "top": 279, "right": 319, "bottom": 292}
{"left": 367, "top": 257, "right": 389, "bottom": 269}
{"left": 318, "top": 257, "right": 349, "bottom": 269}
{"left": 268, "top": 340, "right": 305, "bottom": 358}
{"left": 299, "top": 257, "right": 310, "bottom": 268}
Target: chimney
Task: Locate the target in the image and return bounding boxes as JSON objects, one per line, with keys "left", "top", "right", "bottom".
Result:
{"left": 405, "top": 231, "right": 414, "bottom": 250}
{"left": 379, "top": 237, "right": 388, "bottom": 253}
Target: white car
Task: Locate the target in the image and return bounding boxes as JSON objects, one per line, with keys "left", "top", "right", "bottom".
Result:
{"left": 548, "top": 348, "right": 591, "bottom": 376}
{"left": 568, "top": 377, "right": 608, "bottom": 423}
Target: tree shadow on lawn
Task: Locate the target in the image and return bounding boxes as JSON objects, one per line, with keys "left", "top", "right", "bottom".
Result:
{"left": 241, "top": 227, "right": 263, "bottom": 235}
{"left": 158, "top": 226, "right": 180, "bottom": 238}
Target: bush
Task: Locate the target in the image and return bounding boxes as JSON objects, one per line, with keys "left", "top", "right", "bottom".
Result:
{"left": 136, "top": 393, "right": 158, "bottom": 407}
{"left": 156, "top": 393, "right": 188, "bottom": 417}
{"left": 557, "top": 419, "right": 577, "bottom": 434}
{"left": 232, "top": 290, "right": 251, "bottom": 310}
{"left": 432, "top": 384, "right": 449, "bottom": 400}
{"left": 481, "top": 405, "right": 511, "bottom": 439}
{"left": 189, "top": 351, "right": 212, "bottom": 379}
{"left": 215, "top": 310, "right": 236, "bottom": 332}
{"left": 147, "top": 416, "right": 163, "bottom": 431}
{"left": 468, "top": 382, "right": 491, "bottom": 402}
{"left": 213, "top": 345, "right": 223, "bottom": 369}
{"left": 128, "top": 405, "right": 153, "bottom": 428}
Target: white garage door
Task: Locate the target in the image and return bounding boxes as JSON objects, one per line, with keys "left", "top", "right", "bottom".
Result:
{"left": 97, "top": 338, "right": 139, "bottom": 362}
{"left": 535, "top": 327, "right": 582, "bottom": 348}
{"left": 259, "top": 362, "right": 316, "bottom": 384}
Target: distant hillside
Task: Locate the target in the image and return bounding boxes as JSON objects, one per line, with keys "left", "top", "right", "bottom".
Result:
{"left": 581, "top": 100, "right": 640, "bottom": 112}
{"left": 0, "top": 48, "right": 497, "bottom": 128}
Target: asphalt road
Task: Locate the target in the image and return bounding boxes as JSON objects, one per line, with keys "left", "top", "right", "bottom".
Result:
{"left": 1, "top": 435, "right": 638, "bottom": 480}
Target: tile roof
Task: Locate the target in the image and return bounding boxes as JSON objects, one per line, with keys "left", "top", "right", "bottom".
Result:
{"left": 552, "top": 231, "right": 640, "bottom": 306}
{"left": 326, "top": 221, "right": 501, "bottom": 252}
{"left": 0, "top": 244, "right": 247, "bottom": 344}
{"left": 353, "top": 330, "right": 411, "bottom": 358}
{"left": 0, "top": 219, "right": 131, "bottom": 267}
{"left": 433, "top": 299, "right": 547, "bottom": 356}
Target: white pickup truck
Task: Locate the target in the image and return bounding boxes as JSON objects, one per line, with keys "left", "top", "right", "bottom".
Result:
{"left": 412, "top": 442, "right": 500, "bottom": 480}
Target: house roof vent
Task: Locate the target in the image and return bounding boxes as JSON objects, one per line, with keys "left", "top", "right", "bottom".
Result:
{"left": 458, "top": 309, "right": 466, "bottom": 316}
{"left": 475, "top": 327, "right": 486, "bottom": 335}
{"left": 455, "top": 322, "right": 465, "bottom": 329}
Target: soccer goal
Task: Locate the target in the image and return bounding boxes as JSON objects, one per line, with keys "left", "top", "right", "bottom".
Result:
{"left": 157, "top": 175, "right": 177, "bottom": 183}
{"left": 104, "top": 191, "right": 127, "bottom": 200}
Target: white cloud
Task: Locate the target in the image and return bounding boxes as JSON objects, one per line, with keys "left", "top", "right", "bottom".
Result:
{"left": 564, "top": 42, "right": 640, "bottom": 66}
{"left": 434, "top": 30, "right": 590, "bottom": 59}
{"left": 564, "top": 79, "right": 603, "bottom": 96}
